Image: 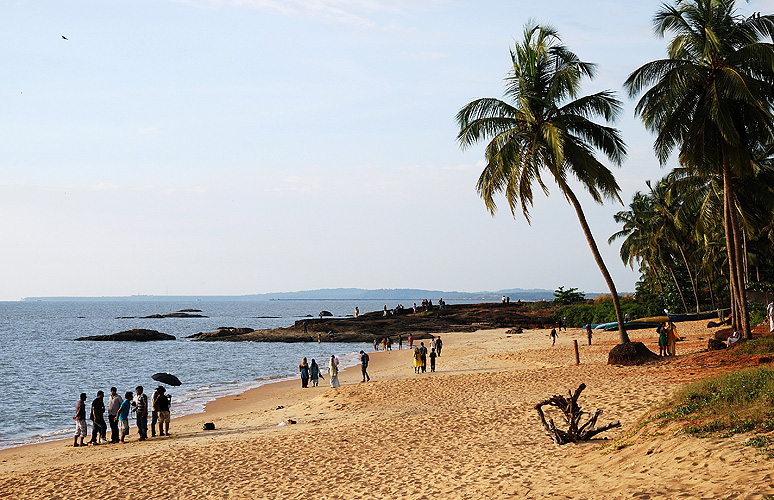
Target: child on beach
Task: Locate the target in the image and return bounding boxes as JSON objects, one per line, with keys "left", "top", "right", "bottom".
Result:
{"left": 429, "top": 348, "right": 437, "bottom": 372}
{"left": 117, "top": 392, "right": 133, "bottom": 443}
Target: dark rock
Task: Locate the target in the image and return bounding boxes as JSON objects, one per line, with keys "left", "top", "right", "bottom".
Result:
{"left": 707, "top": 338, "right": 727, "bottom": 350}
{"left": 319, "top": 311, "right": 333, "bottom": 317}
{"left": 190, "top": 327, "right": 255, "bottom": 340}
{"left": 758, "top": 356, "right": 771, "bottom": 364}
{"left": 179, "top": 309, "right": 203, "bottom": 313}
{"left": 75, "top": 329, "right": 175, "bottom": 341}
{"left": 142, "top": 312, "right": 208, "bottom": 318}
{"left": 607, "top": 342, "right": 659, "bottom": 366}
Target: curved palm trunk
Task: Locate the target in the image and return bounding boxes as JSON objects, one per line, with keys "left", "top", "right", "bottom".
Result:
{"left": 564, "top": 186, "right": 630, "bottom": 344}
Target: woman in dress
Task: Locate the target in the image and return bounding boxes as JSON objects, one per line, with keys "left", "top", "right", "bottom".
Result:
{"left": 657, "top": 323, "right": 668, "bottom": 357}
{"left": 299, "top": 357, "right": 310, "bottom": 388}
{"left": 309, "top": 359, "right": 323, "bottom": 387}
{"left": 413, "top": 347, "right": 422, "bottom": 374}
{"left": 328, "top": 355, "right": 340, "bottom": 388}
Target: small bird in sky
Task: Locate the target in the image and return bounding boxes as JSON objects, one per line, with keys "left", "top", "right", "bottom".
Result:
{"left": 61, "top": 35, "right": 68, "bottom": 40}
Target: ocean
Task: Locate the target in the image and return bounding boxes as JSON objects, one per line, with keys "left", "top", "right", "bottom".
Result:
{"left": 0, "top": 299, "right": 386, "bottom": 449}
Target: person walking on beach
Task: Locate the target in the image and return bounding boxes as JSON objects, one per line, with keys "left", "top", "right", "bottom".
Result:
{"left": 328, "top": 355, "right": 340, "bottom": 388}
{"left": 299, "top": 358, "right": 310, "bottom": 388}
{"left": 550, "top": 328, "right": 557, "bottom": 346}
{"left": 436, "top": 336, "right": 443, "bottom": 357}
{"left": 108, "top": 387, "right": 122, "bottom": 443}
{"left": 413, "top": 346, "right": 422, "bottom": 373}
{"left": 355, "top": 306, "right": 359, "bottom": 318}
{"left": 89, "top": 390, "right": 106, "bottom": 445}
{"left": 310, "top": 359, "right": 323, "bottom": 387}
{"left": 381, "top": 337, "right": 387, "bottom": 351}
{"left": 117, "top": 391, "right": 133, "bottom": 443}
{"left": 429, "top": 348, "right": 437, "bottom": 372}
{"left": 360, "top": 350, "right": 370, "bottom": 382}
{"left": 408, "top": 333, "right": 414, "bottom": 349}
{"left": 303, "top": 320, "right": 308, "bottom": 334}
{"left": 154, "top": 386, "right": 170, "bottom": 436}
{"left": 73, "top": 392, "right": 88, "bottom": 447}
{"left": 373, "top": 338, "right": 379, "bottom": 351}
{"left": 419, "top": 342, "right": 428, "bottom": 373}
{"left": 133, "top": 386, "right": 148, "bottom": 441}
{"left": 398, "top": 335, "right": 403, "bottom": 350}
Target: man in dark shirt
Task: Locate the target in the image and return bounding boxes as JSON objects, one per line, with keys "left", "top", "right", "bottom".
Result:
{"left": 133, "top": 386, "right": 148, "bottom": 441}
{"left": 360, "top": 350, "right": 370, "bottom": 382}
{"left": 88, "top": 390, "right": 106, "bottom": 445}
{"left": 419, "top": 342, "right": 428, "bottom": 373}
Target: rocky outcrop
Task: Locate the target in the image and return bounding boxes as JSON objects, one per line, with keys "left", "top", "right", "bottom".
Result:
{"left": 190, "top": 302, "right": 555, "bottom": 342}
{"left": 75, "top": 329, "right": 176, "bottom": 341}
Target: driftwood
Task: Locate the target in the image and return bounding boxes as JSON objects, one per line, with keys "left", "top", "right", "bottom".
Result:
{"left": 534, "top": 383, "right": 621, "bottom": 445}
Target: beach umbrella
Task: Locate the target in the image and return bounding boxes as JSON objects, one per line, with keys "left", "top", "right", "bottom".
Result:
{"left": 151, "top": 372, "right": 182, "bottom": 386}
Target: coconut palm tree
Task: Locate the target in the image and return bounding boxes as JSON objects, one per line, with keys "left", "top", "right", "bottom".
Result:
{"left": 624, "top": 0, "right": 774, "bottom": 339}
{"left": 456, "top": 22, "right": 630, "bottom": 344}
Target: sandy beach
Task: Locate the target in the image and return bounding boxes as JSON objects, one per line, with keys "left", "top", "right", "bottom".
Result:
{"left": 2, "top": 321, "right": 773, "bottom": 499}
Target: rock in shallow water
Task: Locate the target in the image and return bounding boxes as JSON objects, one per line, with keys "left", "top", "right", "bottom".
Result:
{"left": 75, "top": 329, "right": 176, "bottom": 341}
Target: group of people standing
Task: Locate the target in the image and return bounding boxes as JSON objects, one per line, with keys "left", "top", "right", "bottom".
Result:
{"left": 298, "top": 355, "right": 344, "bottom": 388}
{"left": 73, "top": 385, "right": 171, "bottom": 447}
{"left": 412, "top": 336, "right": 442, "bottom": 373}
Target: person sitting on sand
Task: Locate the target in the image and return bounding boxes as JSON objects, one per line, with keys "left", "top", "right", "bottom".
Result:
{"left": 328, "top": 355, "right": 340, "bottom": 388}
{"left": 726, "top": 330, "right": 742, "bottom": 347}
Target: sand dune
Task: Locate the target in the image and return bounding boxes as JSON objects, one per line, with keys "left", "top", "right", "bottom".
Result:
{"left": 1, "top": 322, "right": 772, "bottom": 499}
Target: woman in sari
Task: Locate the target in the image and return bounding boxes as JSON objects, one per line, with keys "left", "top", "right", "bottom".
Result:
{"left": 413, "top": 347, "right": 422, "bottom": 374}
{"left": 309, "top": 359, "right": 323, "bottom": 387}
{"left": 328, "top": 355, "right": 340, "bottom": 388}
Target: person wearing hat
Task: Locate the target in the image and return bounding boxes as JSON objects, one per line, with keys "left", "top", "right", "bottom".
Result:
{"left": 154, "top": 386, "right": 171, "bottom": 436}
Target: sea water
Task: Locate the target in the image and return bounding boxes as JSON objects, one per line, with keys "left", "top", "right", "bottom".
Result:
{"left": 0, "top": 299, "right": 383, "bottom": 449}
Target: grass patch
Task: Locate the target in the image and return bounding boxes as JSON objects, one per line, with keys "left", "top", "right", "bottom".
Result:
{"left": 733, "top": 335, "right": 774, "bottom": 357}
{"left": 654, "top": 367, "right": 774, "bottom": 439}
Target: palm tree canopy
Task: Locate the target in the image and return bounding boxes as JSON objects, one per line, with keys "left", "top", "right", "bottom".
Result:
{"left": 624, "top": 0, "right": 774, "bottom": 174}
{"left": 456, "top": 22, "right": 627, "bottom": 221}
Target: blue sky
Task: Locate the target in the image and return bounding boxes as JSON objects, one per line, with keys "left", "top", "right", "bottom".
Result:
{"left": 1, "top": 0, "right": 771, "bottom": 301}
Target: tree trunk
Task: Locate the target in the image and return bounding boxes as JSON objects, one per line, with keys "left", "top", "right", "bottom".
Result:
{"left": 564, "top": 187, "right": 630, "bottom": 344}
{"left": 666, "top": 261, "right": 689, "bottom": 313}
{"left": 705, "top": 269, "right": 717, "bottom": 310}
{"left": 728, "top": 188, "right": 752, "bottom": 340}
{"left": 677, "top": 244, "right": 700, "bottom": 313}
{"left": 723, "top": 177, "right": 741, "bottom": 331}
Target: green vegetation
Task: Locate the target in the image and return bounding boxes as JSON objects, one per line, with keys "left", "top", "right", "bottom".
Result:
{"left": 621, "top": 0, "right": 774, "bottom": 338}
{"left": 552, "top": 286, "right": 586, "bottom": 305}
{"left": 456, "top": 22, "right": 630, "bottom": 343}
{"left": 554, "top": 296, "right": 648, "bottom": 327}
{"left": 653, "top": 367, "right": 774, "bottom": 443}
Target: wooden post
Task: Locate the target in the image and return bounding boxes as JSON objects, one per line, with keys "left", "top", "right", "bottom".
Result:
{"left": 574, "top": 339, "right": 580, "bottom": 365}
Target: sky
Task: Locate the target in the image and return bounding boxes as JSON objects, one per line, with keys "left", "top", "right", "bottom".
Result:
{"left": 1, "top": 0, "right": 773, "bottom": 301}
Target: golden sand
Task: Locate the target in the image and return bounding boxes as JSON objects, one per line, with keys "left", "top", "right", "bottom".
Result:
{"left": 1, "top": 321, "right": 772, "bottom": 499}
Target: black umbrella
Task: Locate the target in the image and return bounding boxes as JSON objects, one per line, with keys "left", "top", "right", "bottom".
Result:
{"left": 152, "top": 372, "right": 182, "bottom": 386}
